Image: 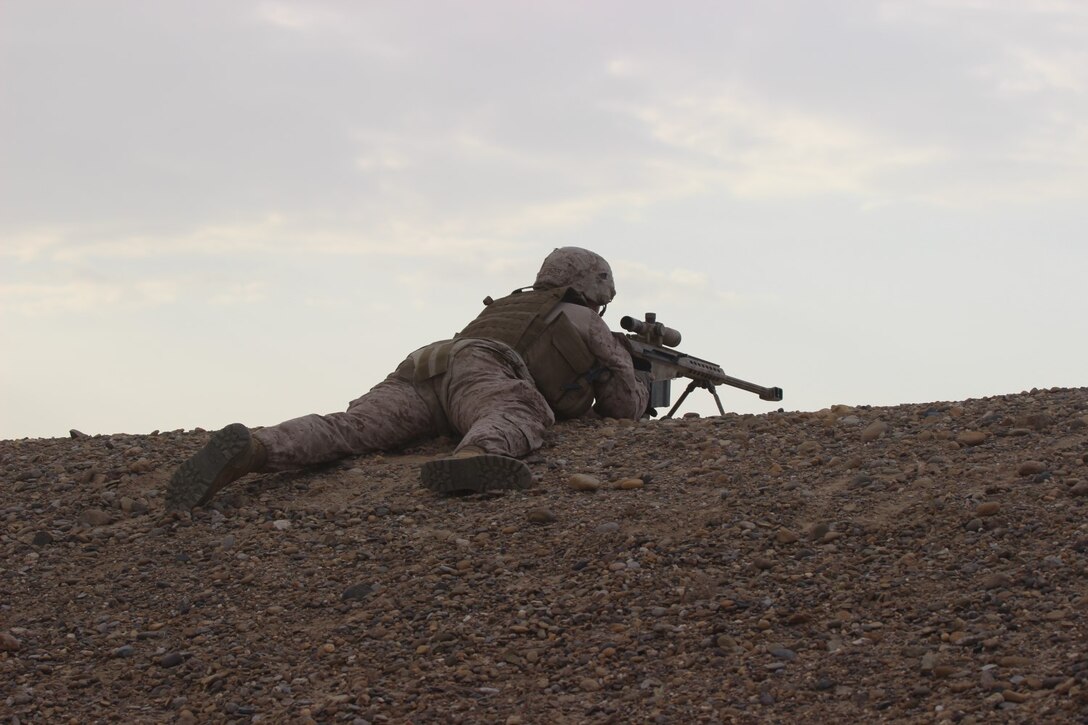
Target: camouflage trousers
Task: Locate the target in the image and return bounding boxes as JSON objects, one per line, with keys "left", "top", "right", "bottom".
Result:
{"left": 252, "top": 339, "right": 556, "bottom": 470}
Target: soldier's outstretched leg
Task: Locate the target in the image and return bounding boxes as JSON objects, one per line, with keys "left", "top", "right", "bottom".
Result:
{"left": 165, "top": 423, "right": 268, "bottom": 510}
{"left": 167, "top": 361, "right": 441, "bottom": 510}
{"left": 252, "top": 368, "right": 440, "bottom": 472}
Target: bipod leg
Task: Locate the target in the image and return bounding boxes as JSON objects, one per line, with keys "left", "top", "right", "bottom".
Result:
{"left": 665, "top": 380, "right": 699, "bottom": 419}
{"left": 709, "top": 385, "right": 726, "bottom": 416}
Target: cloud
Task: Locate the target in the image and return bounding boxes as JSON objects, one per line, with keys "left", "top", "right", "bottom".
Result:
{"left": 251, "top": 1, "right": 407, "bottom": 60}
{"left": 254, "top": 2, "right": 343, "bottom": 31}
{"left": 210, "top": 281, "right": 267, "bottom": 306}
{"left": 977, "top": 47, "right": 1087, "bottom": 94}
{"left": 626, "top": 89, "right": 945, "bottom": 200}
{"left": 0, "top": 229, "right": 64, "bottom": 262}
{"left": 0, "top": 282, "right": 123, "bottom": 315}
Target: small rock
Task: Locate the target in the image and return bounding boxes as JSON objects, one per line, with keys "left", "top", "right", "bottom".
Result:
{"left": 160, "top": 652, "right": 184, "bottom": 668}
{"left": 0, "top": 632, "right": 21, "bottom": 651}
{"left": 861, "top": 421, "right": 888, "bottom": 442}
{"left": 79, "top": 508, "right": 112, "bottom": 527}
{"left": 272, "top": 519, "right": 291, "bottom": 530}
{"left": 568, "top": 474, "right": 600, "bottom": 492}
{"left": 775, "top": 528, "right": 799, "bottom": 544}
{"left": 956, "top": 431, "right": 987, "bottom": 446}
{"left": 112, "top": 645, "right": 136, "bottom": 658}
{"left": 70, "top": 429, "right": 90, "bottom": 438}
{"left": 615, "top": 478, "right": 645, "bottom": 490}
{"left": 32, "top": 531, "right": 53, "bottom": 546}
{"left": 1017, "top": 461, "right": 1047, "bottom": 476}
{"left": 579, "top": 677, "right": 601, "bottom": 692}
{"left": 527, "top": 508, "right": 557, "bottom": 525}
{"left": 982, "top": 573, "right": 1012, "bottom": 590}
{"left": 1069, "top": 482, "right": 1088, "bottom": 497}
{"left": 976, "top": 501, "right": 1001, "bottom": 517}
{"left": 341, "top": 583, "right": 374, "bottom": 601}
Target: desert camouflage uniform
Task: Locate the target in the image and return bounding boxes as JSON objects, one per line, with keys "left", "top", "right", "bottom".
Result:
{"left": 252, "top": 299, "right": 648, "bottom": 470}
{"left": 165, "top": 247, "right": 650, "bottom": 509}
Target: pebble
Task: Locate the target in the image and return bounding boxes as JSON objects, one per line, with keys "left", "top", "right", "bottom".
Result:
{"left": 159, "top": 652, "right": 184, "bottom": 668}
{"left": 1017, "top": 461, "right": 1047, "bottom": 476}
{"left": 976, "top": 501, "right": 1001, "bottom": 516}
{"left": 272, "top": 519, "right": 291, "bottom": 530}
{"left": 982, "top": 573, "right": 1012, "bottom": 589}
{"left": 956, "top": 430, "right": 987, "bottom": 446}
{"left": 568, "top": 474, "right": 601, "bottom": 492}
{"left": 0, "top": 632, "right": 21, "bottom": 651}
{"left": 614, "top": 478, "right": 645, "bottom": 490}
{"left": 861, "top": 421, "right": 888, "bottom": 442}
{"left": 79, "top": 508, "right": 112, "bottom": 526}
{"left": 775, "top": 528, "right": 799, "bottom": 544}
{"left": 527, "top": 508, "right": 557, "bottom": 525}
{"left": 341, "top": 583, "right": 374, "bottom": 601}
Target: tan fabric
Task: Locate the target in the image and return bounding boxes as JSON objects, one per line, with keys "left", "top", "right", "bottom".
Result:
{"left": 456, "top": 288, "right": 598, "bottom": 419}
{"left": 455, "top": 287, "right": 568, "bottom": 351}
{"left": 252, "top": 339, "right": 554, "bottom": 469}
{"left": 538, "top": 302, "right": 650, "bottom": 420}
{"left": 250, "top": 248, "right": 646, "bottom": 470}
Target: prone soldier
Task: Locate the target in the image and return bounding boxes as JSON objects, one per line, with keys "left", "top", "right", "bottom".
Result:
{"left": 166, "top": 247, "right": 651, "bottom": 510}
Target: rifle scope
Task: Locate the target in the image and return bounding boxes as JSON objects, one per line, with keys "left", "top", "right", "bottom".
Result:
{"left": 620, "top": 313, "right": 682, "bottom": 348}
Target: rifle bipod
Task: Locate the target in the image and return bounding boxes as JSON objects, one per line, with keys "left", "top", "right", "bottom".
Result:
{"left": 664, "top": 379, "right": 726, "bottom": 419}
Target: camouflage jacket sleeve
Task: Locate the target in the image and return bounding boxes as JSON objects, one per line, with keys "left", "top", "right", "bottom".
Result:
{"left": 555, "top": 303, "right": 650, "bottom": 420}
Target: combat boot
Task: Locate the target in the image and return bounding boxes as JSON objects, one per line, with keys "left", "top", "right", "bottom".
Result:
{"left": 165, "top": 423, "right": 268, "bottom": 510}
{"left": 420, "top": 445, "right": 532, "bottom": 494}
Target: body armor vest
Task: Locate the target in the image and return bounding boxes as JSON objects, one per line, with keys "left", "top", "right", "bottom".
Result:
{"left": 455, "top": 288, "right": 600, "bottom": 419}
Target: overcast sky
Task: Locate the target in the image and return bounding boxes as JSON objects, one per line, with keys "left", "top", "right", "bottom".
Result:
{"left": 2, "top": 0, "right": 1085, "bottom": 440}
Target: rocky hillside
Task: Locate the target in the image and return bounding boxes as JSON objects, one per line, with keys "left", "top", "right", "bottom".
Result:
{"left": 2, "top": 388, "right": 1087, "bottom": 724}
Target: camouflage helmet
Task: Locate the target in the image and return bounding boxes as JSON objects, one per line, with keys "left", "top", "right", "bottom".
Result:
{"left": 533, "top": 247, "right": 616, "bottom": 308}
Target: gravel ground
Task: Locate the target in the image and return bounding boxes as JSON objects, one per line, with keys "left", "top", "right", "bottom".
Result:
{"left": 2, "top": 387, "right": 1087, "bottom": 724}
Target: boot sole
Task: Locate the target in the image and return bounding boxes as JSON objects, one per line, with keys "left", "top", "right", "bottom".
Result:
{"left": 165, "top": 423, "right": 252, "bottom": 510}
{"left": 420, "top": 454, "right": 532, "bottom": 494}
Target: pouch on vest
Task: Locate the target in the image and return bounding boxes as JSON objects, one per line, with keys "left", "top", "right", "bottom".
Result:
{"left": 410, "top": 340, "right": 457, "bottom": 382}
{"left": 525, "top": 312, "right": 598, "bottom": 419}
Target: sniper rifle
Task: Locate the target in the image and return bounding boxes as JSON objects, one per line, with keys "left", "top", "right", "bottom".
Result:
{"left": 619, "top": 313, "right": 783, "bottom": 419}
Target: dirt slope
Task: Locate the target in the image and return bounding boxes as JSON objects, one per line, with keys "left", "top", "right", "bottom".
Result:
{"left": 2, "top": 387, "right": 1087, "bottom": 724}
